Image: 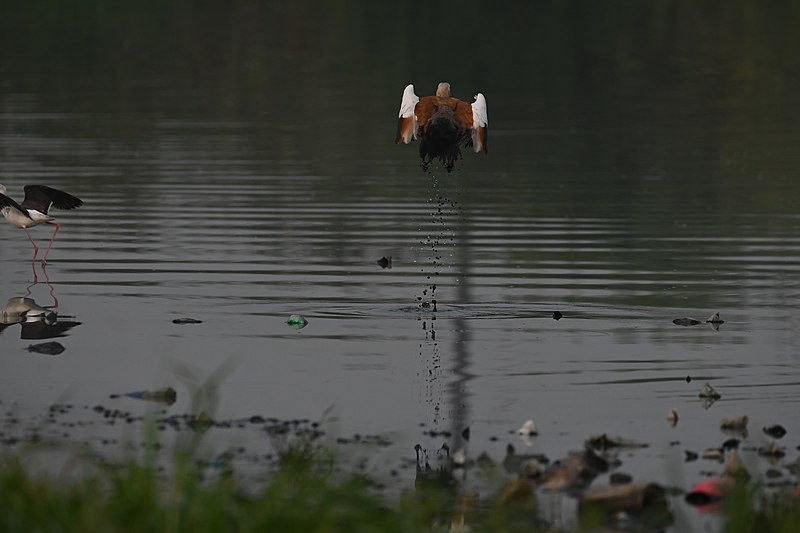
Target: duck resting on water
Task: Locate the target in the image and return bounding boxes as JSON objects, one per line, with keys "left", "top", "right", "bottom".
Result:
{"left": 395, "top": 82, "right": 488, "bottom": 172}
{"left": 0, "top": 184, "right": 83, "bottom": 264}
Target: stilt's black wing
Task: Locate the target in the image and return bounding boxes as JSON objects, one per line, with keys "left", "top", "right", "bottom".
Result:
{"left": 22, "top": 185, "right": 83, "bottom": 214}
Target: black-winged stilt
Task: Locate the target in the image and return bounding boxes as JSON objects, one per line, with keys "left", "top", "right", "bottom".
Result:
{"left": 0, "top": 184, "right": 83, "bottom": 264}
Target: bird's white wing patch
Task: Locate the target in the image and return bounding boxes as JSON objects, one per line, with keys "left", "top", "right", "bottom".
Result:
{"left": 471, "top": 93, "right": 488, "bottom": 127}
{"left": 26, "top": 209, "right": 51, "bottom": 222}
{"left": 395, "top": 84, "right": 421, "bottom": 144}
{"left": 398, "top": 84, "right": 419, "bottom": 118}
{"left": 470, "top": 93, "right": 488, "bottom": 153}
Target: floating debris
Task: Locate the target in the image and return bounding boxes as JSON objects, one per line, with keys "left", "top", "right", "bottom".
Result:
{"left": 698, "top": 383, "right": 721, "bottom": 400}
{"left": 500, "top": 462, "right": 542, "bottom": 507}
{"left": 499, "top": 475, "right": 536, "bottom": 508}
{"left": 722, "top": 438, "right": 740, "bottom": 451}
{"left": 702, "top": 448, "right": 724, "bottom": 461}
{"left": 587, "top": 434, "right": 649, "bottom": 449}
{"left": 685, "top": 476, "right": 734, "bottom": 512}
{"left": 287, "top": 314, "right": 308, "bottom": 329}
{"left": 517, "top": 419, "right": 538, "bottom": 436}
{"left": 763, "top": 424, "right": 787, "bottom": 439}
{"left": 673, "top": 312, "right": 724, "bottom": 329}
{"left": 609, "top": 472, "right": 633, "bottom": 485}
{"left": 552, "top": 311, "right": 563, "bottom": 320}
{"left": 475, "top": 451, "right": 495, "bottom": 467}
{"left": 724, "top": 449, "right": 749, "bottom": 479}
{"left": 706, "top": 312, "right": 724, "bottom": 331}
{"left": 785, "top": 456, "right": 800, "bottom": 475}
{"left": 540, "top": 452, "right": 593, "bottom": 491}
{"left": 539, "top": 444, "right": 618, "bottom": 493}
{"left": 376, "top": 256, "right": 392, "bottom": 269}
{"left": 579, "top": 481, "right": 665, "bottom": 513}
{"left": 172, "top": 317, "right": 202, "bottom": 325}
{"left": 765, "top": 468, "right": 783, "bottom": 479}
{"left": 720, "top": 415, "right": 749, "bottom": 431}
{"left": 758, "top": 441, "right": 785, "bottom": 459}
{"left": 187, "top": 411, "right": 213, "bottom": 432}
{"left": 453, "top": 448, "right": 468, "bottom": 467}
{"left": 26, "top": 341, "right": 65, "bottom": 355}
{"left": 110, "top": 387, "right": 177, "bottom": 405}
{"left": 666, "top": 408, "right": 678, "bottom": 427}
{"left": 520, "top": 459, "right": 543, "bottom": 480}
{"left": 502, "top": 444, "right": 548, "bottom": 474}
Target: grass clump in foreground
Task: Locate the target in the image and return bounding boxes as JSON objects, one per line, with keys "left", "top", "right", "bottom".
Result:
{"left": 0, "top": 443, "right": 425, "bottom": 533}
{"left": 722, "top": 481, "right": 800, "bottom": 533}
{"left": 1, "top": 439, "right": 799, "bottom": 532}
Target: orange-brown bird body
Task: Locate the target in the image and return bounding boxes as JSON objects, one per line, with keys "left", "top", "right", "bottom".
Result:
{"left": 395, "top": 82, "right": 488, "bottom": 172}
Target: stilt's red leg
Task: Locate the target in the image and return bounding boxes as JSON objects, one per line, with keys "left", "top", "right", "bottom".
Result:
{"left": 43, "top": 263, "right": 59, "bottom": 309}
{"left": 42, "top": 223, "right": 61, "bottom": 265}
{"left": 27, "top": 260, "right": 39, "bottom": 291}
{"left": 24, "top": 227, "right": 39, "bottom": 261}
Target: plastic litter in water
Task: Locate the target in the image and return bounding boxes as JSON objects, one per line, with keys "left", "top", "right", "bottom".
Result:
{"left": 287, "top": 314, "right": 308, "bottom": 329}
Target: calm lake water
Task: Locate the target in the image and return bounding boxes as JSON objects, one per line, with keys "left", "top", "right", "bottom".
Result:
{"left": 2, "top": 2, "right": 800, "bottom": 530}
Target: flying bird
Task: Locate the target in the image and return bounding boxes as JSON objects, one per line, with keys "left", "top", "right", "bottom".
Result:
{"left": 0, "top": 184, "right": 83, "bottom": 264}
{"left": 395, "top": 82, "right": 488, "bottom": 172}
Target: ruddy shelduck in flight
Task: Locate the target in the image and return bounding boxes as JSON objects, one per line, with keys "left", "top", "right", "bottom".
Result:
{"left": 395, "top": 82, "right": 488, "bottom": 172}
{"left": 0, "top": 184, "right": 83, "bottom": 264}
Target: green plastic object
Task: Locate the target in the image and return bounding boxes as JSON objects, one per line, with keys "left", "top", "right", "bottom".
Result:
{"left": 287, "top": 314, "right": 308, "bottom": 329}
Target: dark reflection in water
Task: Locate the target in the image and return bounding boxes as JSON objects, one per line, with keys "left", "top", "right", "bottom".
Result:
{"left": 1, "top": 264, "right": 82, "bottom": 341}
{"left": 446, "top": 193, "right": 475, "bottom": 456}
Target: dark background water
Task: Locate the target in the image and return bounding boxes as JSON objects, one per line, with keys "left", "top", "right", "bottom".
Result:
{"left": 2, "top": 2, "right": 800, "bottom": 530}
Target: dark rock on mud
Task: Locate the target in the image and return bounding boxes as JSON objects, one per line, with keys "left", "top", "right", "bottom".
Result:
{"left": 763, "top": 424, "right": 787, "bottom": 439}
{"left": 610, "top": 472, "right": 633, "bottom": 485}
{"left": 721, "top": 438, "right": 740, "bottom": 451}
